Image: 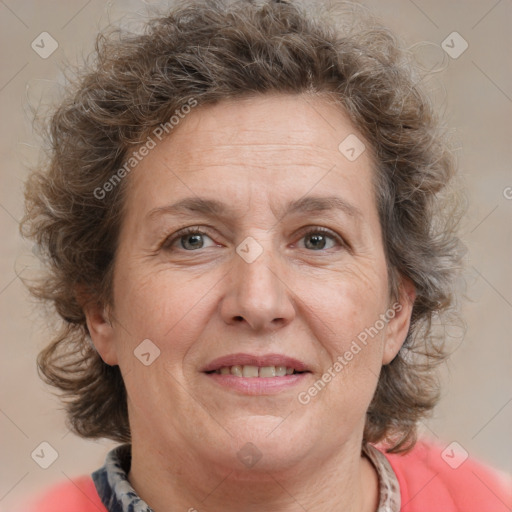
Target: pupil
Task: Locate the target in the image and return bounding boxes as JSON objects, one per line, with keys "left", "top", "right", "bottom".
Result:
{"left": 306, "top": 234, "right": 325, "bottom": 250}
{"left": 183, "top": 234, "right": 203, "bottom": 249}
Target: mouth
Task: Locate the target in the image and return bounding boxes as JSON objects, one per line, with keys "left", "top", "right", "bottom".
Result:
{"left": 201, "top": 353, "right": 311, "bottom": 395}
{"left": 201, "top": 353, "right": 310, "bottom": 375}
{"left": 205, "top": 365, "right": 306, "bottom": 378}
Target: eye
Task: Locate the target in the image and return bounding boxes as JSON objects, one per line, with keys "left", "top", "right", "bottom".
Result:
{"left": 162, "top": 226, "right": 345, "bottom": 253}
{"left": 296, "top": 227, "right": 343, "bottom": 251}
{"left": 163, "top": 227, "right": 218, "bottom": 251}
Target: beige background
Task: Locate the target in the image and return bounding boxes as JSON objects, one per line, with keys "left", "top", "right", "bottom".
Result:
{"left": 1, "top": 0, "right": 511, "bottom": 509}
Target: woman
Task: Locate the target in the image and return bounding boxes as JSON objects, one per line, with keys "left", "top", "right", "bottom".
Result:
{"left": 20, "top": 0, "right": 511, "bottom": 511}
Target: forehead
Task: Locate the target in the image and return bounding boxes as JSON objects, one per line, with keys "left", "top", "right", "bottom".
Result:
{"left": 125, "top": 93, "right": 377, "bottom": 220}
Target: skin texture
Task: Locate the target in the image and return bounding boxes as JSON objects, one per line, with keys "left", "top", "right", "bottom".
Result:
{"left": 84, "top": 93, "right": 415, "bottom": 512}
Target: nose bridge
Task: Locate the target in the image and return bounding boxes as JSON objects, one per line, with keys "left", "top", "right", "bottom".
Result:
{"left": 221, "top": 233, "right": 295, "bottom": 331}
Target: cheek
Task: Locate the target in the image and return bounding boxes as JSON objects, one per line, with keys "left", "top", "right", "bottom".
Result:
{"left": 111, "top": 263, "right": 220, "bottom": 368}
{"left": 293, "top": 261, "right": 389, "bottom": 343}
{"left": 111, "top": 268, "right": 218, "bottom": 419}
{"left": 293, "top": 264, "right": 388, "bottom": 395}
{"left": 297, "top": 282, "right": 386, "bottom": 427}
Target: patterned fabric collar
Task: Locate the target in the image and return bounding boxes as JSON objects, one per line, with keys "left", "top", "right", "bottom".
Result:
{"left": 92, "top": 443, "right": 400, "bottom": 512}
{"left": 92, "top": 444, "right": 154, "bottom": 512}
{"left": 363, "top": 443, "right": 401, "bottom": 512}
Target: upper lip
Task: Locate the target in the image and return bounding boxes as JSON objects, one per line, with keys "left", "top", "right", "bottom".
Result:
{"left": 201, "top": 353, "right": 310, "bottom": 373}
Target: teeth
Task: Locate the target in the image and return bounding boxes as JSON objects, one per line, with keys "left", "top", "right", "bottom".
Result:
{"left": 231, "top": 365, "right": 243, "bottom": 377}
{"left": 242, "top": 365, "right": 259, "bottom": 378}
{"left": 275, "top": 365, "right": 287, "bottom": 377}
{"left": 259, "top": 366, "right": 275, "bottom": 378}
{"left": 214, "top": 365, "right": 301, "bottom": 377}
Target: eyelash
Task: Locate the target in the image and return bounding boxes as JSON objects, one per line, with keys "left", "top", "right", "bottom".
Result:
{"left": 162, "top": 225, "right": 346, "bottom": 252}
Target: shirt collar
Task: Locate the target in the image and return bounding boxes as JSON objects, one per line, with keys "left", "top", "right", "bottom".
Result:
{"left": 92, "top": 444, "right": 153, "bottom": 512}
{"left": 363, "top": 443, "right": 402, "bottom": 512}
{"left": 92, "top": 443, "right": 400, "bottom": 512}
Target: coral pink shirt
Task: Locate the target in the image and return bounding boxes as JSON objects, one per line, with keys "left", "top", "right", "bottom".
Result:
{"left": 23, "top": 439, "right": 512, "bottom": 512}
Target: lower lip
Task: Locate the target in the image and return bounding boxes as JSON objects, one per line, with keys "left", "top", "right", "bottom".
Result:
{"left": 203, "top": 372, "right": 310, "bottom": 395}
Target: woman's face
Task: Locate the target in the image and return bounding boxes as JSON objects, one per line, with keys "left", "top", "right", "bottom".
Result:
{"left": 87, "top": 93, "right": 413, "bottom": 473}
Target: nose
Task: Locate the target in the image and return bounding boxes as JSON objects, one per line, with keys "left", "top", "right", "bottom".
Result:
{"left": 219, "top": 239, "right": 296, "bottom": 333}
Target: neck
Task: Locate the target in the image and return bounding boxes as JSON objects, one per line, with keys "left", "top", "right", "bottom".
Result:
{"left": 128, "top": 433, "right": 379, "bottom": 512}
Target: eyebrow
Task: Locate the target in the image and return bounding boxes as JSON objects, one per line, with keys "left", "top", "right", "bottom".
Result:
{"left": 147, "top": 195, "right": 362, "bottom": 222}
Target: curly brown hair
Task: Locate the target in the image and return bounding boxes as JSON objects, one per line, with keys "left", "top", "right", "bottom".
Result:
{"left": 21, "top": 0, "right": 464, "bottom": 453}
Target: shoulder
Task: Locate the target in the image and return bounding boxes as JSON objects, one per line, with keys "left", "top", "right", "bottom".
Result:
{"left": 376, "top": 438, "right": 512, "bottom": 512}
{"left": 20, "top": 475, "right": 106, "bottom": 512}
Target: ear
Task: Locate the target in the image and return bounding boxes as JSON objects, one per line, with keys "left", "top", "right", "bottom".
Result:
{"left": 77, "top": 286, "right": 118, "bottom": 366}
{"left": 382, "top": 275, "right": 416, "bottom": 365}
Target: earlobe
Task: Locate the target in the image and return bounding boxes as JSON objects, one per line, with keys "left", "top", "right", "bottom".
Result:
{"left": 79, "top": 293, "right": 119, "bottom": 366}
{"left": 382, "top": 277, "right": 416, "bottom": 365}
